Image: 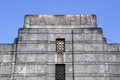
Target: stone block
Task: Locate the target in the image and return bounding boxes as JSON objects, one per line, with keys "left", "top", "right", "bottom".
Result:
{"left": 110, "top": 78, "right": 120, "bottom": 80}
{"left": 17, "top": 44, "right": 28, "bottom": 51}
{"left": 105, "top": 44, "right": 118, "bottom": 51}
{"left": 92, "top": 44, "right": 104, "bottom": 51}
{"left": 80, "top": 15, "right": 91, "bottom": 25}
{"left": 37, "top": 54, "right": 47, "bottom": 63}
{"left": 66, "top": 64, "right": 73, "bottom": 73}
{"left": 65, "top": 44, "right": 72, "bottom": 51}
{"left": 16, "top": 54, "right": 26, "bottom": 62}
{"left": 66, "top": 73, "right": 72, "bottom": 77}
{"left": 83, "top": 34, "right": 92, "bottom": 40}
{"left": 105, "top": 54, "right": 118, "bottom": 62}
{"left": 36, "top": 77, "right": 46, "bottom": 80}
{"left": 47, "top": 77, "right": 55, "bottom": 80}
{"left": 17, "top": 44, "right": 47, "bottom": 51}
{"left": 28, "top": 28, "right": 39, "bottom": 33}
{"left": 0, "top": 55, "right": 3, "bottom": 62}
{"left": 26, "top": 54, "right": 36, "bottom": 62}
{"left": 65, "top": 54, "right": 72, "bottom": 63}
{"left": 27, "top": 34, "right": 39, "bottom": 40}
{"left": 18, "top": 34, "right": 28, "bottom": 40}
{"left": 83, "top": 28, "right": 93, "bottom": 33}
{"left": 3, "top": 51, "right": 12, "bottom": 55}
{"left": 15, "top": 64, "right": 26, "bottom": 73}
{"left": 47, "top": 54, "right": 55, "bottom": 63}
{"left": 26, "top": 77, "right": 36, "bottom": 80}
{"left": 83, "top": 44, "right": 93, "bottom": 51}
{"left": 48, "top": 29, "right": 72, "bottom": 34}
{"left": 47, "top": 73, "right": 55, "bottom": 77}
{"left": 74, "top": 65, "right": 85, "bottom": 73}
{"left": 19, "top": 34, "right": 47, "bottom": 41}
{"left": 47, "top": 44, "right": 56, "bottom": 51}
{"left": 93, "top": 28, "right": 103, "bottom": 34}
{"left": 92, "top": 33, "right": 102, "bottom": 40}
{"left": 24, "top": 15, "right": 30, "bottom": 28}
{"left": 74, "top": 54, "right": 83, "bottom": 62}
{"left": 2, "top": 55, "right": 12, "bottom": 62}
{"left": 1, "top": 77, "right": 12, "bottom": 80}
{"left": 117, "top": 44, "right": 120, "bottom": 51}
{"left": 38, "top": 34, "right": 47, "bottom": 40}
{"left": 66, "top": 77, "right": 73, "bottom": 80}
{"left": 14, "top": 77, "right": 25, "bottom": 80}
{"left": 107, "top": 65, "right": 119, "bottom": 74}
{"left": 73, "top": 34, "right": 83, "bottom": 41}
{"left": 26, "top": 65, "right": 35, "bottom": 73}
{"left": 74, "top": 77, "right": 84, "bottom": 80}
{"left": 70, "top": 16, "right": 80, "bottom": 25}
{"left": 0, "top": 44, "right": 12, "bottom": 51}
{"left": 85, "top": 77, "right": 96, "bottom": 80}
{"left": 47, "top": 64, "right": 55, "bottom": 73}
{"left": 73, "top": 29, "right": 83, "bottom": 33}
{"left": 0, "top": 45, "right": 4, "bottom": 51}
{"left": 38, "top": 28, "right": 48, "bottom": 34}
{"left": 19, "top": 33, "right": 47, "bottom": 41}
{"left": 36, "top": 65, "right": 47, "bottom": 74}
{"left": 84, "top": 54, "right": 95, "bottom": 61}
{"left": 0, "top": 65, "right": 12, "bottom": 74}
{"left": 94, "top": 54, "right": 105, "bottom": 62}
{"left": 19, "top": 28, "right": 28, "bottom": 34}
{"left": 74, "top": 44, "right": 84, "bottom": 51}
{"left": 97, "top": 65, "right": 106, "bottom": 73}
{"left": 85, "top": 65, "right": 98, "bottom": 73}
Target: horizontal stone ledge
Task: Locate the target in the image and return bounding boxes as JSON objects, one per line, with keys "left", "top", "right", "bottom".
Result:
{"left": 25, "top": 25, "right": 96, "bottom": 28}
{"left": 9, "top": 51, "right": 120, "bottom": 54}
{"left": 74, "top": 61, "right": 120, "bottom": 65}
{"left": 17, "top": 40, "right": 105, "bottom": 44}
{"left": 74, "top": 73, "right": 120, "bottom": 77}
{"left": 19, "top": 28, "right": 102, "bottom": 34}
{"left": 3, "top": 62, "right": 118, "bottom": 65}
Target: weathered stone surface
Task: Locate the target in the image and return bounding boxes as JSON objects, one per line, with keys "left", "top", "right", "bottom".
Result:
{"left": 24, "top": 15, "right": 97, "bottom": 28}
{"left": 17, "top": 44, "right": 47, "bottom": 51}
{"left": 0, "top": 15, "right": 120, "bottom": 80}
{"left": 0, "top": 44, "right": 13, "bottom": 51}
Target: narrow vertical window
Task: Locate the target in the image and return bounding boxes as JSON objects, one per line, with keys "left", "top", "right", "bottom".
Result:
{"left": 56, "top": 39, "right": 65, "bottom": 64}
{"left": 55, "top": 64, "right": 65, "bottom": 80}
{"left": 56, "top": 39, "right": 65, "bottom": 54}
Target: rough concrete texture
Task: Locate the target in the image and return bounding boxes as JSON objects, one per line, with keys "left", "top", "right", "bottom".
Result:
{"left": 0, "top": 15, "right": 120, "bottom": 80}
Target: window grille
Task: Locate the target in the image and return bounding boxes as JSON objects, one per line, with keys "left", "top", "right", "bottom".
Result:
{"left": 55, "top": 64, "right": 65, "bottom": 80}
{"left": 56, "top": 39, "right": 65, "bottom": 54}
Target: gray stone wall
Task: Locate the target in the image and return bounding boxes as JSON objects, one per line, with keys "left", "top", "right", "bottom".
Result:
{"left": 0, "top": 44, "right": 14, "bottom": 80}
{"left": 0, "top": 15, "right": 120, "bottom": 80}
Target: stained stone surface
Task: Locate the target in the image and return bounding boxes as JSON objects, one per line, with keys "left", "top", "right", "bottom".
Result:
{"left": 0, "top": 15, "right": 120, "bottom": 80}
{"left": 24, "top": 15, "right": 97, "bottom": 28}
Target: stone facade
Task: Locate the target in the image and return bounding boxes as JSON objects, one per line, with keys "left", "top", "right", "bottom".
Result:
{"left": 0, "top": 15, "right": 120, "bottom": 80}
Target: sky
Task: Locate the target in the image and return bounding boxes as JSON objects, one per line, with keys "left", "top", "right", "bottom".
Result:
{"left": 0, "top": 0, "right": 120, "bottom": 43}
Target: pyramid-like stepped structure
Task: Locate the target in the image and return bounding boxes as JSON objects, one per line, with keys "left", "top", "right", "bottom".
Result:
{"left": 0, "top": 15, "right": 120, "bottom": 80}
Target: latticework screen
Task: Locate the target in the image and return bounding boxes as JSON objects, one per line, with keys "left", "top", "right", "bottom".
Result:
{"left": 55, "top": 64, "right": 65, "bottom": 80}
{"left": 56, "top": 39, "right": 65, "bottom": 54}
